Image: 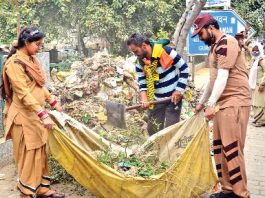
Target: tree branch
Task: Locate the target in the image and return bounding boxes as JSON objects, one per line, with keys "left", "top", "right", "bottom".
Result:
{"left": 176, "top": 0, "right": 207, "bottom": 56}
{"left": 173, "top": 0, "right": 196, "bottom": 46}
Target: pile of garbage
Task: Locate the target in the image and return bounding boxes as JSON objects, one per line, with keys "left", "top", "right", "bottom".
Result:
{"left": 50, "top": 51, "right": 203, "bottom": 164}
{"left": 51, "top": 52, "right": 148, "bottom": 145}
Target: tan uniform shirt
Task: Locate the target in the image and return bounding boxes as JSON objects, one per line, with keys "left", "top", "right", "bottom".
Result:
{"left": 4, "top": 51, "right": 53, "bottom": 150}
{"left": 252, "top": 58, "right": 265, "bottom": 107}
{"left": 244, "top": 46, "right": 252, "bottom": 71}
{"left": 208, "top": 34, "right": 251, "bottom": 109}
{"left": 255, "top": 58, "right": 265, "bottom": 86}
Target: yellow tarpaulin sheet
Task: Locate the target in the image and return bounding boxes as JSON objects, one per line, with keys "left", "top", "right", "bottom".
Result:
{"left": 48, "top": 111, "right": 218, "bottom": 198}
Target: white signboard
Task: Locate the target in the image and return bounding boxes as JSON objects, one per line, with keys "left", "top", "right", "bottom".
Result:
{"left": 186, "top": 0, "right": 231, "bottom": 8}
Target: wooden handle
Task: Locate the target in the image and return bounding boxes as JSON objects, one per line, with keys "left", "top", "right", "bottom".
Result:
{"left": 126, "top": 97, "right": 171, "bottom": 111}
{"left": 126, "top": 104, "right": 142, "bottom": 110}
{"left": 151, "top": 97, "right": 171, "bottom": 105}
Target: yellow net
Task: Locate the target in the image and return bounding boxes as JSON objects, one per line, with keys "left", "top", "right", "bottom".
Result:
{"left": 48, "top": 111, "right": 217, "bottom": 198}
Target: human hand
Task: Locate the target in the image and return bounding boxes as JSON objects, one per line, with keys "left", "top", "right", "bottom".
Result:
{"left": 171, "top": 90, "right": 182, "bottom": 105}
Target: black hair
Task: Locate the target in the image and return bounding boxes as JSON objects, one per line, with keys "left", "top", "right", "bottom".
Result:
{"left": 203, "top": 19, "right": 220, "bottom": 30}
{"left": 6, "top": 26, "right": 45, "bottom": 60}
{"left": 127, "top": 33, "right": 150, "bottom": 47}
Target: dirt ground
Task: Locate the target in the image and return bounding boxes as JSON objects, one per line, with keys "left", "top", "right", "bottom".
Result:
{"left": 0, "top": 164, "right": 98, "bottom": 198}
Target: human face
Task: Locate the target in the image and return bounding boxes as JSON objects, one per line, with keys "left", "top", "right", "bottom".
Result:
{"left": 25, "top": 39, "right": 44, "bottom": 55}
{"left": 252, "top": 46, "right": 260, "bottom": 57}
{"left": 198, "top": 27, "right": 214, "bottom": 46}
{"left": 129, "top": 43, "right": 148, "bottom": 59}
{"left": 243, "top": 31, "right": 248, "bottom": 39}
{"left": 239, "top": 39, "right": 244, "bottom": 46}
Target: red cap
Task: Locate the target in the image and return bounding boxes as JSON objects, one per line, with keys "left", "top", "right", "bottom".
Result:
{"left": 192, "top": 13, "right": 214, "bottom": 38}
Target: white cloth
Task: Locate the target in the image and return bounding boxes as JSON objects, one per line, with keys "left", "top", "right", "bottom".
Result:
{"left": 207, "top": 69, "right": 229, "bottom": 107}
{"left": 249, "top": 42, "right": 264, "bottom": 90}
{"left": 199, "top": 69, "right": 229, "bottom": 107}
{"left": 199, "top": 80, "right": 211, "bottom": 104}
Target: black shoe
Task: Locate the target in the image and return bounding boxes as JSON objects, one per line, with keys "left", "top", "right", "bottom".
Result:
{"left": 209, "top": 192, "right": 239, "bottom": 198}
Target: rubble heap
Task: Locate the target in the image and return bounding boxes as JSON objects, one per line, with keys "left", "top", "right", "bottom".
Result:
{"left": 50, "top": 52, "right": 202, "bottom": 177}
{"left": 51, "top": 52, "right": 147, "bottom": 145}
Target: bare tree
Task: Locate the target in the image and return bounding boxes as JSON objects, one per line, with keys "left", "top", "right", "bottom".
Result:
{"left": 263, "top": 17, "right": 265, "bottom": 52}
{"left": 173, "top": 0, "right": 196, "bottom": 46}
{"left": 173, "top": 0, "right": 207, "bottom": 56}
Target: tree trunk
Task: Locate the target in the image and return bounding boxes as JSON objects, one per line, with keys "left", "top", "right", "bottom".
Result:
{"left": 77, "top": 23, "right": 88, "bottom": 57}
{"left": 263, "top": 17, "right": 265, "bottom": 31}
{"left": 80, "top": 33, "right": 88, "bottom": 57}
{"left": 173, "top": 0, "right": 196, "bottom": 46}
{"left": 120, "top": 41, "right": 129, "bottom": 56}
{"left": 174, "top": 0, "right": 207, "bottom": 56}
{"left": 77, "top": 23, "right": 82, "bottom": 55}
{"left": 263, "top": 18, "right": 265, "bottom": 52}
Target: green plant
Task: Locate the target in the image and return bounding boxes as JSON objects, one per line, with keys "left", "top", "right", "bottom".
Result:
{"left": 95, "top": 147, "right": 113, "bottom": 167}
{"left": 157, "top": 28, "right": 169, "bottom": 39}
{"left": 48, "top": 156, "right": 87, "bottom": 195}
{"left": 95, "top": 146, "right": 169, "bottom": 177}
{"left": 118, "top": 151, "right": 126, "bottom": 162}
{"left": 81, "top": 112, "right": 92, "bottom": 124}
{"left": 48, "top": 156, "right": 74, "bottom": 184}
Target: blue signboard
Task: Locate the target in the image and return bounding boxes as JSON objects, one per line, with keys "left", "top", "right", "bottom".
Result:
{"left": 187, "top": 10, "right": 255, "bottom": 55}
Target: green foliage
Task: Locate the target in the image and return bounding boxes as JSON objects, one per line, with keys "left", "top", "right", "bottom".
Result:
{"left": 48, "top": 155, "right": 74, "bottom": 184}
{"left": 95, "top": 147, "right": 113, "bottom": 167}
{"left": 96, "top": 149, "right": 169, "bottom": 177}
{"left": 85, "top": 0, "right": 184, "bottom": 54}
{"left": 81, "top": 112, "right": 92, "bottom": 124}
{"left": 156, "top": 29, "right": 169, "bottom": 40}
{"left": 0, "top": 0, "right": 184, "bottom": 54}
{"left": 0, "top": 1, "right": 38, "bottom": 44}
{"left": 50, "top": 53, "right": 80, "bottom": 71}
{"left": 48, "top": 156, "right": 86, "bottom": 195}
{"left": 93, "top": 121, "right": 168, "bottom": 177}
{"left": 231, "top": 0, "right": 265, "bottom": 35}
{"left": 0, "top": 0, "right": 263, "bottom": 54}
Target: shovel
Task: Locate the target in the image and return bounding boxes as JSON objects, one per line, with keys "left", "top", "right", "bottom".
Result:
{"left": 106, "top": 97, "right": 171, "bottom": 129}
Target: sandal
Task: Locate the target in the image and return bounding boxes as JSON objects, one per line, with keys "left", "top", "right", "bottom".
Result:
{"left": 37, "top": 191, "right": 65, "bottom": 198}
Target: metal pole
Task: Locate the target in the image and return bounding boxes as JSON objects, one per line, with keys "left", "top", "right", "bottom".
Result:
{"left": 192, "top": 56, "right": 195, "bottom": 82}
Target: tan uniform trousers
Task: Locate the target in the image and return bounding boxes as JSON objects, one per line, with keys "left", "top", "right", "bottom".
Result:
{"left": 213, "top": 106, "right": 250, "bottom": 198}
{"left": 11, "top": 122, "right": 50, "bottom": 198}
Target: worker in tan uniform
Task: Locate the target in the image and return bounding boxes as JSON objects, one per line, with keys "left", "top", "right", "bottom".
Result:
{"left": 193, "top": 14, "right": 251, "bottom": 198}
{"left": 241, "top": 25, "right": 253, "bottom": 72}
{"left": 249, "top": 42, "right": 265, "bottom": 127}
{"left": 235, "top": 33, "right": 252, "bottom": 72}
{"left": 2, "top": 27, "right": 65, "bottom": 198}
